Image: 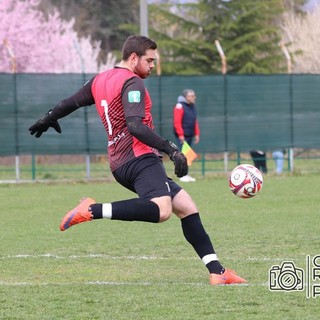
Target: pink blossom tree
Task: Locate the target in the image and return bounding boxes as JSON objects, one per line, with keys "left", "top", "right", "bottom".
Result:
{"left": 0, "top": 0, "right": 115, "bottom": 73}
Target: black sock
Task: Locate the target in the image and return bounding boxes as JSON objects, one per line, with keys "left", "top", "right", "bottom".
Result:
{"left": 90, "top": 204, "right": 103, "bottom": 219}
{"left": 181, "top": 213, "right": 224, "bottom": 274}
{"left": 90, "top": 199, "right": 160, "bottom": 223}
{"left": 206, "top": 261, "right": 225, "bottom": 275}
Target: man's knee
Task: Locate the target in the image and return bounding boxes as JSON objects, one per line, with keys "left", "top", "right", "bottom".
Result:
{"left": 151, "top": 196, "right": 172, "bottom": 223}
{"left": 159, "top": 208, "right": 172, "bottom": 222}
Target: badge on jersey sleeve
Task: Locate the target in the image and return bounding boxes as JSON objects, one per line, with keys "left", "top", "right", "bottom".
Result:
{"left": 128, "top": 91, "right": 141, "bottom": 103}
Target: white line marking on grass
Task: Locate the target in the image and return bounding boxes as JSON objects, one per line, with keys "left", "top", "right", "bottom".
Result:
{"left": 0, "top": 254, "right": 166, "bottom": 260}
{"left": 0, "top": 253, "right": 307, "bottom": 262}
{"left": 0, "top": 280, "right": 269, "bottom": 287}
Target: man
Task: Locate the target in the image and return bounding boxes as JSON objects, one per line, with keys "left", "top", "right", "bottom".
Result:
{"left": 29, "top": 35, "right": 246, "bottom": 286}
{"left": 173, "top": 89, "right": 200, "bottom": 182}
{"left": 272, "top": 149, "right": 285, "bottom": 174}
{"left": 250, "top": 150, "right": 267, "bottom": 174}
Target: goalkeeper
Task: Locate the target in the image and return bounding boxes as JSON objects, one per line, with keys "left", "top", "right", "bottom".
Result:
{"left": 29, "top": 35, "right": 246, "bottom": 286}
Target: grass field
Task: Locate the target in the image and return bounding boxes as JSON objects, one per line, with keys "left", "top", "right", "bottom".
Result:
{"left": 1, "top": 174, "right": 319, "bottom": 319}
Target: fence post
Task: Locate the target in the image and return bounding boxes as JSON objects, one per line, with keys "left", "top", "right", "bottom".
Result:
{"left": 84, "top": 106, "right": 91, "bottom": 180}
{"left": 201, "top": 152, "right": 205, "bottom": 176}
{"left": 74, "top": 41, "right": 91, "bottom": 180}
{"left": 281, "top": 42, "right": 294, "bottom": 173}
{"left": 3, "top": 39, "right": 20, "bottom": 181}
{"left": 155, "top": 50, "right": 163, "bottom": 136}
{"left": 289, "top": 74, "right": 294, "bottom": 173}
{"left": 237, "top": 151, "right": 241, "bottom": 165}
{"left": 288, "top": 148, "right": 294, "bottom": 172}
{"left": 215, "top": 40, "right": 229, "bottom": 172}
{"left": 32, "top": 153, "right": 36, "bottom": 180}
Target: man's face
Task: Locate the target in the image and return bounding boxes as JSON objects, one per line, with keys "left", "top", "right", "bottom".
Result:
{"left": 133, "top": 49, "right": 156, "bottom": 79}
{"left": 185, "top": 91, "right": 196, "bottom": 104}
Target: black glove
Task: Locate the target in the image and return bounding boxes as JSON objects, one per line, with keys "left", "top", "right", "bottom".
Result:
{"left": 156, "top": 140, "right": 189, "bottom": 178}
{"left": 170, "top": 150, "right": 188, "bottom": 178}
{"left": 29, "top": 109, "right": 61, "bottom": 138}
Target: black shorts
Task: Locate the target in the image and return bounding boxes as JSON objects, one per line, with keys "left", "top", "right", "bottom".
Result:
{"left": 112, "top": 154, "right": 182, "bottom": 200}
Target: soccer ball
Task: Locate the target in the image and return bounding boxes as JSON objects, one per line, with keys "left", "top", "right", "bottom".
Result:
{"left": 229, "top": 164, "right": 263, "bottom": 198}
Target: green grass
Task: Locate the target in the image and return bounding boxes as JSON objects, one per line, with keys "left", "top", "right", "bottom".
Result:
{"left": 1, "top": 175, "right": 320, "bottom": 319}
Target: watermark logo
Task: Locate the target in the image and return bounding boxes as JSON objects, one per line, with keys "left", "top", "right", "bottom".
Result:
{"left": 269, "top": 261, "right": 303, "bottom": 291}
{"left": 269, "top": 255, "right": 320, "bottom": 298}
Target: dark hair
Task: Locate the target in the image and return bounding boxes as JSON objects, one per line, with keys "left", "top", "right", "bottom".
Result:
{"left": 122, "top": 35, "right": 157, "bottom": 60}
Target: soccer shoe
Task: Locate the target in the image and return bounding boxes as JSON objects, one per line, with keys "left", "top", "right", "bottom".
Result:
{"left": 60, "top": 197, "right": 96, "bottom": 231}
{"left": 209, "top": 269, "right": 247, "bottom": 285}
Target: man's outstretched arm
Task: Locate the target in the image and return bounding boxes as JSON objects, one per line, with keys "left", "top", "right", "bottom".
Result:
{"left": 29, "top": 78, "right": 95, "bottom": 138}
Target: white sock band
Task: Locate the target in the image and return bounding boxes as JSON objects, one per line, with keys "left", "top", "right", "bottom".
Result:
{"left": 202, "top": 254, "right": 218, "bottom": 265}
{"left": 102, "top": 203, "right": 112, "bottom": 219}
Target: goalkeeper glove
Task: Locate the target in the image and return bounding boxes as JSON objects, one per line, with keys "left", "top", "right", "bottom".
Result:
{"left": 161, "top": 140, "right": 188, "bottom": 178}
{"left": 29, "top": 109, "right": 61, "bottom": 138}
{"left": 170, "top": 149, "right": 188, "bottom": 178}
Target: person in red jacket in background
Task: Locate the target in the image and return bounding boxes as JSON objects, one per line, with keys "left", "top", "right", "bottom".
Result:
{"left": 173, "top": 89, "right": 200, "bottom": 182}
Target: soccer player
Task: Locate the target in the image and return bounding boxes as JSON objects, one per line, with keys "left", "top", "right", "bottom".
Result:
{"left": 29, "top": 35, "right": 246, "bottom": 286}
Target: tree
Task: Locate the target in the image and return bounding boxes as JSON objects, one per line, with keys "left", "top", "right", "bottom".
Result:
{"left": 147, "top": 2, "right": 222, "bottom": 75}
{"left": 281, "top": 4, "right": 320, "bottom": 73}
{"left": 193, "top": 0, "right": 289, "bottom": 74}
{"left": 38, "top": 0, "right": 140, "bottom": 63}
{"left": 146, "top": 0, "right": 286, "bottom": 74}
{"left": 0, "top": 0, "right": 115, "bottom": 73}
{"left": 148, "top": 0, "right": 308, "bottom": 74}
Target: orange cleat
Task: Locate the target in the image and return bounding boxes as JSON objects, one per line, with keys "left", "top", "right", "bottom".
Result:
{"left": 60, "top": 197, "right": 96, "bottom": 231}
{"left": 210, "top": 269, "right": 247, "bottom": 286}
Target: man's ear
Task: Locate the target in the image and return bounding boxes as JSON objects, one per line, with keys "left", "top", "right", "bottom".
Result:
{"left": 130, "top": 52, "right": 139, "bottom": 66}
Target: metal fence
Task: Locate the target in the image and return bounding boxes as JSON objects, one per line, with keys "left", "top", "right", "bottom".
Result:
{"left": 1, "top": 73, "right": 320, "bottom": 180}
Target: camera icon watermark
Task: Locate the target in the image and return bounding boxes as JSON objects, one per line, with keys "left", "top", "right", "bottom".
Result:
{"left": 269, "top": 255, "right": 320, "bottom": 298}
{"left": 269, "top": 261, "right": 303, "bottom": 291}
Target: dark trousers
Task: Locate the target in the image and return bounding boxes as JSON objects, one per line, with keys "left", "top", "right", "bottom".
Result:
{"left": 250, "top": 150, "right": 267, "bottom": 173}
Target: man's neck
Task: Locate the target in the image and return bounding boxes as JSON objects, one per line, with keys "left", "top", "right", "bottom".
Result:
{"left": 117, "top": 61, "right": 133, "bottom": 72}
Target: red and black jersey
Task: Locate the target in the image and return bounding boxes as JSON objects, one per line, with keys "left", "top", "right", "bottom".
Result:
{"left": 91, "top": 67, "right": 158, "bottom": 171}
